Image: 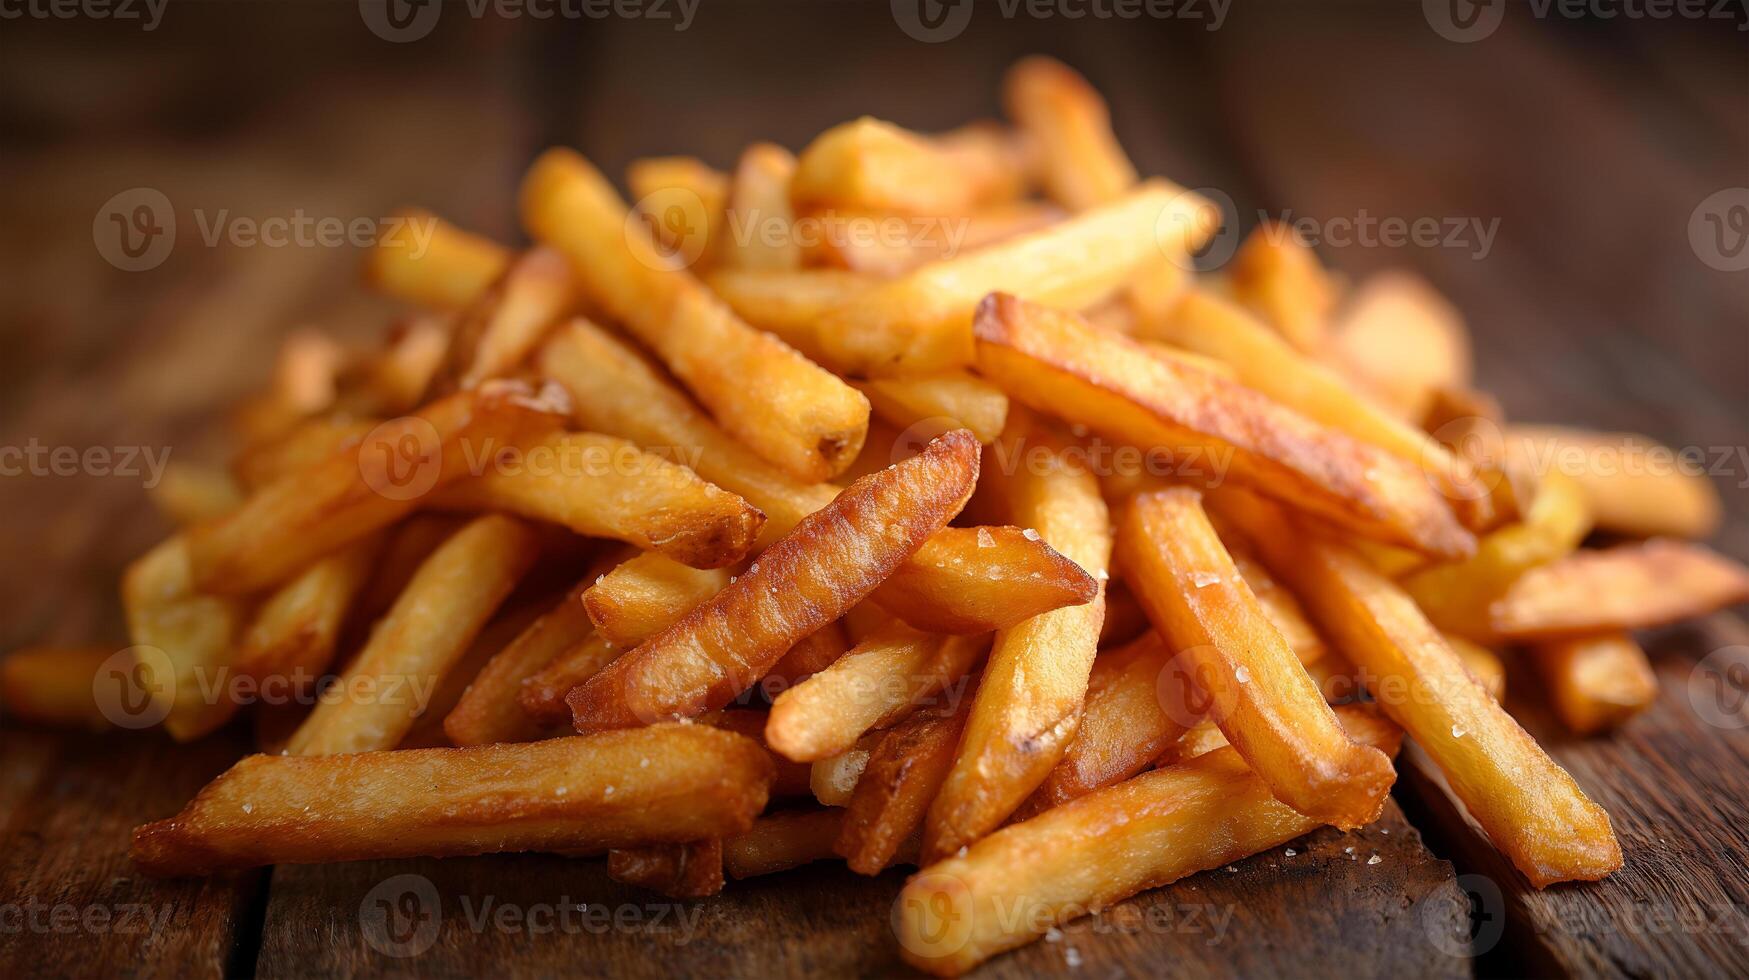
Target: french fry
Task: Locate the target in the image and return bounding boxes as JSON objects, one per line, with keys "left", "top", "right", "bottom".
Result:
{"left": 188, "top": 381, "right": 566, "bottom": 595}
{"left": 1231, "top": 547, "right": 1328, "bottom": 666}
{"left": 355, "top": 514, "right": 464, "bottom": 620}
{"left": 725, "top": 143, "right": 801, "bottom": 270}
{"left": 724, "top": 809, "right": 846, "bottom": 879}
{"left": 765, "top": 620, "right": 988, "bottom": 762}
{"left": 131, "top": 723, "right": 773, "bottom": 876}
{"left": 232, "top": 416, "right": 376, "bottom": 491}
{"left": 397, "top": 596, "right": 550, "bottom": 751}
{"left": 1488, "top": 540, "right": 1749, "bottom": 641}
{"left": 230, "top": 329, "right": 345, "bottom": 448}
{"left": 122, "top": 536, "right": 251, "bottom": 741}
{"left": 973, "top": 293, "right": 1475, "bottom": 558}
{"left": 1505, "top": 424, "right": 1723, "bottom": 540}
{"left": 896, "top": 705, "right": 1402, "bottom": 976}
{"left": 869, "top": 526, "right": 1097, "bottom": 635}
{"left": 1329, "top": 270, "right": 1471, "bottom": 420}
{"left": 764, "top": 621, "right": 854, "bottom": 690}
{"left": 607, "top": 839, "right": 725, "bottom": 899}
{"left": 234, "top": 535, "right": 381, "bottom": 686}
{"left": 1212, "top": 488, "right": 1621, "bottom": 886}
{"left": 0, "top": 646, "right": 119, "bottom": 731}
{"left": 853, "top": 372, "right": 1010, "bottom": 446}
{"left": 518, "top": 633, "right": 622, "bottom": 725}
{"left": 705, "top": 267, "right": 876, "bottom": 344}
{"left": 837, "top": 701, "right": 970, "bottom": 875}
{"left": 443, "top": 576, "right": 600, "bottom": 747}
{"left": 582, "top": 552, "right": 734, "bottom": 648}
{"left": 924, "top": 419, "right": 1110, "bottom": 863}
{"left": 335, "top": 315, "right": 451, "bottom": 417}
{"left": 810, "top": 735, "right": 878, "bottom": 807}
{"left": 363, "top": 208, "right": 510, "bottom": 311}
{"left": 568, "top": 430, "right": 980, "bottom": 731}
{"left": 149, "top": 463, "right": 244, "bottom": 526}
{"left": 816, "top": 181, "right": 1216, "bottom": 375}
{"left": 1228, "top": 222, "right": 1339, "bottom": 353}
{"left": 522, "top": 148, "right": 869, "bottom": 482}
{"left": 427, "top": 247, "right": 574, "bottom": 396}
{"left": 1097, "top": 581, "right": 1148, "bottom": 646}
{"left": 430, "top": 430, "right": 763, "bottom": 569}
{"left": 286, "top": 515, "right": 539, "bottom": 756}
{"left": 804, "top": 203, "right": 1061, "bottom": 277}
{"left": 626, "top": 155, "right": 731, "bottom": 268}
{"left": 701, "top": 709, "right": 814, "bottom": 798}
{"left": 1001, "top": 56, "right": 1134, "bottom": 211}
{"left": 1116, "top": 488, "right": 1396, "bottom": 829}
{"left": 1447, "top": 633, "right": 1508, "bottom": 701}
{"left": 1531, "top": 632, "right": 1658, "bottom": 735}
{"left": 931, "top": 121, "right": 1037, "bottom": 205}
{"left": 792, "top": 118, "right": 987, "bottom": 216}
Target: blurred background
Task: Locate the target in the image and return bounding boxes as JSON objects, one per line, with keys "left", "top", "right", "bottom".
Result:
{"left": 0, "top": 0, "right": 1744, "bottom": 650}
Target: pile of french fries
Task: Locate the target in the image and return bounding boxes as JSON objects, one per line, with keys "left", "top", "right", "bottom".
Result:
{"left": 6, "top": 56, "right": 1749, "bottom": 975}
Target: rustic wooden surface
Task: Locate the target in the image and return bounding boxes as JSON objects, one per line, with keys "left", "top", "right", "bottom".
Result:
{"left": 0, "top": 2, "right": 1745, "bottom": 978}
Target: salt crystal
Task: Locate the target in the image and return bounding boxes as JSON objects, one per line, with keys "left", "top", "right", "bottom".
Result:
{"left": 640, "top": 757, "right": 650, "bottom": 768}
{"left": 605, "top": 785, "right": 615, "bottom": 796}
{"left": 1451, "top": 725, "right": 1466, "bottom": 738}
{"left": 1367, "top": 854, "right": 1382, "bottom": 865}
{"left": 1192, "top": 571, "right": 1220, "bottom": 588}
{"left": 242, "top": 803, "right": 253, "bottom": 814}
{"left": 556, "top": 786, "right": 567, "bottom": 796}
{"left": 595, "top": 575, "right": 605, "bottom": 585}
{"left": 1344, "top": 846, "right": 1354, "bottom": 855}
{"left": 1284, "top": 848, "right": 1296, "bottom": 857}
{"left": 956, "top": 846, "right": 968, "bottom": 858}
{"left": 977, "top": 528, "right": 996, "bottom": 548}
{"left": 1064, "top": 947, "right": 1082, "bottom": 968}
{"left": 1022, "top": 528, "right": 1041, "bottom": 542}
{"left": 1235, "top": 665, "right": 1251, "bottom": 684}
{"left": 1044, "top": 927, "right": 1063, "bottom": 943}
{"left": 729, "top": 576, "right": 737, "bottom": 584}
{"left": 1225, "top": 865, "right": 1238, "bottom": 873}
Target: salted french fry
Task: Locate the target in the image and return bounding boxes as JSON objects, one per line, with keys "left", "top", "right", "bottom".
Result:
{"left": 766, "top": 620, "right": 988, "bottom": 763}
{"left": 443, "top": 576, "right": 600, "bottom": 747}
{"left": 188, "top": 381, "right": 566, "bottom": 595}
{"left": 232, "top": 416, "right": 376, "bottom": 491}
{"left": 123, "top": 536, "right": 251, "bottom": 741}
{"left": 974, "top": 293, "right": 1475, "bottom": 558}
{"left": 837, "top": 702, "right": 969, "bottom": 875}
{"left": 853, "top": 373, "right": 1010, "bottom": 446}
{"left": 149, "top": 463, "right": 244, "bottom": 526}
{"left": 1117, "top": 488, "right": 1395, "bottom": 829}
{"left": 1404, "top": 470, "right": 1593, "bottom": 637}
{"left": 1532, "top": 633, "right": 1658, "bottom": 735}
{"left": 1212, "top": 488, "right": 1621, "bottom": 887}
{"left": 569, "top": 431, "right": 980, "bottom": 731}
{"left": 924, "top": 419, "right": 1111, "bottom": 863}
{"left": 792, "top": 118, "right": 987, "bottom": 216}
{"left": 1228, "top": 222, "right": 1339, "bottom": 353}
{"left": 896, "top": 706, "right": 1402, "bottom": 976}
{"left": 355, "top": 515, "right": 464, "bottom": 620}
{"left": 1447, "top": 633, "right": 1508, "bottom": 702}
{"left": 397, "top": 596, "right": 550, "bottom": 751}
{"left": 869, "top": 526, "right": 1097, "bottom": 635}
{"left": 363, "top": 209, "right": 510, "bottom": 311}
{"left": 626, "top": 155, "right": 731, "bottom": 269}
{"left": 522, "top": 148, "right": 869, "bottom": 482}
{"left": 0, "top": 646, "right": 119, "bottom": 731}
{"left": 724, "top": 143, "right": 801, "bottom": 271}
{"left": 131, "top": 723, "right": 772, "bottom": 876}
{"left": 430, "top": 430, "right": 763, "bottom": 569}
{"left": 234, "top": 535, "right": 381, "bottom": 686}
{"left": 1488, "top": 540, "right": 1749, "bottom": 641}
{"left": 286, "top": 515, "right": 538, "bottom": 756}
{"left": 816, "top": 181, "right": 1216, "bottom": 375}
{"left": 427, "top": 247, "right": 574, "bottom": 396}
{"left": 607, "top": 839, "right": 725, "bottom": 899}
{"left": 1157, "top": 718, "right": 1232, "bottom": 765}
{"left": 811, "top": 735, "right": 878, "bottom": 807}
{"left": 582, "top": 552, "right": 734, "bottom": 648}
{"left": 724, "top": 809, "right": 846, "bottom": 879}
{"left": 764, "top": 622, "right": 854, "bottom": 690}
{"left": 1329, "top": 270, "right": 1471, "bottom": 420}
{"left": 1505, "top": 424, "right": 1723, "bottom": 540}
{"left": 518, "top": 633, "right": 622, "bottom": 725}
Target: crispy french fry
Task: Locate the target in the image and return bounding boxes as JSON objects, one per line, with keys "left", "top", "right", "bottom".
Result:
{"left": 766, "top": 620, "right": 988, "bottom": 763}
{"left": 764, "top": 621, "right": 854, "bottom": 690}
{"left": 363, "top": 209, "right": 510, "bottom": 311}
{"left": 724, "top": 809, "right": 846, "bottom": 879}
{"left": 1213, "top": 488, "right": 1621, "bottom": 887}
{"left": 188, "top": 381, "right": 565, "bottom": 594}
{"left": 234, "top": 535, "right": 381, "bottom": 686}
{"left": 1330, "top": 270, "right": 1471, "bottom": 420}
{"left": 792, "top": 118, "right": 987, "bottom": 216}
{"left": 427, "top": 247, "right": 574, "bottom": 396}
{"left": 1117, "top": 488, "right": 1395, "bottom": 828}
{"left": 1447, "top": 633, "right": 1507, "bottom": 702}
{"left": 869, "top": 526, "right": 1097, "bottom": 635}
{"left": 837, "top": 702, "right": 969, "bottom": 875}
{"left": 803, "top": 203, "right": 1061, "bottom": 277}
{"left": 355, "top": 515, "right": 464, "bottom": 620}
{"left": 582, "top": 552, "right": 733, "bottom": 649}
{"left": 518, "top": 633, "right": 622, "bottom": 725}
{"left": 1001, "top": 56, "right": 1134, "bottom": 211}
{"left": 397, "top": 596, "right": 550, "bottom": 751}
{"left": 569, "top": 430, "right": 980, "bottom": 731}
{"left": 924, "top": 419, "right": 1111, "bottom": 863}
{"left": 607, "top": 839, "right": 725, "bottom": 898}
{"left": 896, "top": 705, "right": 1402, "bottom": 976}
{"left": 149, "top": 463, "right": 245, "bottom": 526}
{"left": 853, "top": 373, "right": 1010, "bottom": 446}
{"left": 1228, "top": 222, "right": 1339, "bottom": 354}
{"left": 725, "top": 142, "right": 801, "bottom": 270}
{"left": 232, "top": 416, "right": 376, "bottom": 491}
{"left": 1231, "top": 547, "right": 1328, "bottom": 666}
{"left": 443, "top": 576, "right": 600, "bottom": 747}
{"left": 1532, "top": 632, "right": 1658, "bottom": 735}
{"left": 522, "top": 148, "right": 869, "bottom": 482}
{"left": 1505, "top": 424, "right": 1723, "bottom": 539}
{"left": 1488, "top": 540, "right": 1749, "bottom": 641}
{"left": 705, "top": 267, "right": 876, "bottom": 343}
{"left": 974, "top": 293, "right": 1475, "bottom": 558}
{"left": 131, "top": 723, "right": 772, "bottom": 876}
{"left": 816, "top": 181, "right": 1215, "bottom": 375}
{"left": 811, "top": 735, "right": 878, "bottom": 807}
{"left": 932, "top": 121, "right": 1037, "bottom": 205}
{"left": 123, "top": 536, "right": 251, "bottom": 741}
{"left": 430, "top": 430, "right": 763, "bottom": 569}
{"left": 0, "top": 646, "right": 119, "bottom": 731}
{"left": 626, "top": 155, "right": 731, "bottom": 268}
{"left": 286, "top": 515, "right": 538, "bottom": 756}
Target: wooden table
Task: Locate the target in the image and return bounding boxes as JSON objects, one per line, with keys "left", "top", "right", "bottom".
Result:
{"left": 2, "top": 3, "right": 1745, "bottom": 976}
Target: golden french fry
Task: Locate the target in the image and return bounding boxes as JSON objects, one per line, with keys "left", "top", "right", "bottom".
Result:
{"left": 363, "top": 208, "right": 509, "bottom": 311}
{"left": 335, "top": 315, "right": 451, "bottom": 417}
{"left": 924, "top": 419, "right": 1110, "bottom": 863}
{"left": 810, "top": 734, "right": 878, "bottom": 807}
{"left": 568, "top": 430, "right": 980, "bottom": 731}
{"left": 518, "top": 633, "right": 622, "bottom": 725}
{"left": 853, "top": 373, "right": 1010, "bottom": 446}
{"left": 763, "top": 621, "right": 854, "bottom": 690}
{"left": 443, "top": 576, "right": 600, "bottom": 747}
{"left": 1330, "top": 270, "right": 1471, "bottom": 420}
{"left": 1531, "top": 632, "right": 1657, "bottom": 735}
{"left": 803, "top": 203, "right": 1061, "bottom": 277}
{"left": 1230, "top": 547, "right": 1328, "bottom": 665}
{"left": 792, "top": 118, "right": 988, "bottom": 216}
{"left": 188, "top": 381, "right": 566, "bottom": 595}
{"left": 1001, "top": 56, "right": 1135, "bottom": 211}
{"left": 286, "top": 515, "right": 538, "bottom": 756}
{"left": 582, "top": 552, "right": 733, "bottom": 649}
{"left": 149, "top": 463, "right": 244, "bottom": 526}
{"left": 837, "top": 701, "right": 969, "bottom": 875}
{"left": 0, "top": 646, "right": 119, "bottom": 731}
{"left": 1505, "top": 424, "right": 1723, "bottom": 540}
{"left": 1488, "top": 540, "right": 1749, "bottom": 641}
{"left": 1447, "top": 633, "right": 1507, "bottom": 702}
{"left": 427, "top": 247, "right": 574, "bottom": 396}
{"left": 607, "top": 839, "right": 725, "bottom": 899}
{"left": 131, "top": 723, "right": 772, "bottom": 876}
{"left": 1117, "top": 488, "right": 1395, "bottom": 829}
{"left": 522, "top": 148, "right": 869, "bottom": 482}
{"left": 724, "top": 142, "right": 801, "bottom": 270}
{"left": 896, "top": 706, "right": 1402, "bottom": 976}
{"left": 234, "top": 535, "right": 381, "bottom": 686}
{"left": 705, "top": 267, "right": 876, "bottom": 344}
{"left": 974, "top": 293, "right": 1475, "bottom": 558}
{"left": 230, "top": 329, "right": 346, "bottom": 449}
{"left": 396, "top": 596, "right": 549, "bottom": 751}
{"left": 724, "top": 809, "right": 846, "bottom": 879}
{"left": 232, "top": 416, "right": 376, "bottom": 491}
{"left": 869, "top": 525, "right": 1097, "bottom": 635}
{"left": 123, "top": 536, "right": 251, "bottom": 741}
{"left": 701, "top": 708, "right": 815, "bottom": 798}
{"left": 626, "top": 155, "right": 731, "bottom": 269}
{"left": 1228, "top": 222, "right": 1339, "bottom": 353}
